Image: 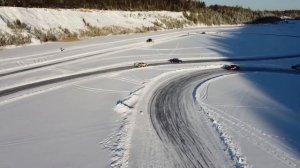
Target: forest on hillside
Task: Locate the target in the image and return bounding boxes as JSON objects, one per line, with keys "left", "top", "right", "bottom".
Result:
{"left": 0, "top": 0, "right": 205, "bottom": 11}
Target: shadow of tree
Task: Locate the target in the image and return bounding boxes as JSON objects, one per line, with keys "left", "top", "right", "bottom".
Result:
{"left": 204, "top": 21, "right": 300, "bottom": 156}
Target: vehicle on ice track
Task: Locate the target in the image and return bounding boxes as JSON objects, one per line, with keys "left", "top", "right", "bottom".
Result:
{"left": 146, "top": 38, "right": 153, "bottom": 42}
{"left": 291, "top": 64, "right": 300, "bottom": 71}
{"left": 134, "top": 62, "right": 148, "bottom": 68}
{"left": 169, "top": 58, "right": 183, "bottom": 63}
{"left": 222, "top": 64, "right": 240, "bottom": 71}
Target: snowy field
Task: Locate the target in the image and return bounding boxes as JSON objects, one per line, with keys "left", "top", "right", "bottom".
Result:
{"left": 0, "top": 20, "right": 300, "bottom": 168}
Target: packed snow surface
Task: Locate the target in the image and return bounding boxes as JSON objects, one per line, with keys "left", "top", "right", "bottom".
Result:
{"left": 0, "top": 15, "right": 300, "bottom": 168}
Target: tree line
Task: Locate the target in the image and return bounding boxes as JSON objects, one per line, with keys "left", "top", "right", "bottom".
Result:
{"left": 184, "top": 5, "right": 300, "bottom": 25}
{"left": 0, "top": 0, "right": 205, "bottom": 11}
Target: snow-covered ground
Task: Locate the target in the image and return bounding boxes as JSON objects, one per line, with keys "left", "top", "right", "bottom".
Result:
{"left": 0, "top": 7, "right": 190, "bottom": 47}
{"left": 0, "top": 19, "right": 300, "bottom": 168}
{"left": 197, "top": 72, "right": 300, "bottom": 168}
{"left": 0, "top": 7, "right": 186, "bottom": 33}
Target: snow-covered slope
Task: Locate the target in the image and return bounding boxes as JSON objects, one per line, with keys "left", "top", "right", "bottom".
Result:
{"left": 0, "top": 7, "right": 186, "bottom": 33}
{"left": 0, "top": 7, "right": 189, "bottom": 47}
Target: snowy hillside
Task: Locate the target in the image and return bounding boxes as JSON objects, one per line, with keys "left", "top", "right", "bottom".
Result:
{"left": 0, "top": 7, "right": 189, "bottom": 46}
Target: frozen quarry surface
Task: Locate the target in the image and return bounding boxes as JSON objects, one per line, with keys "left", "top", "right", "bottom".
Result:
{"left": 0, "top": 13, "right": 299, "bottom": 168}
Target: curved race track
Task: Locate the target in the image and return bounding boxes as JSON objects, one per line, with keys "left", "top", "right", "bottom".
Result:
{"left": 149, "top": 69, "right": 232, "bottom": 168}
{"left": 149, "top": 68, "right": 300, "bottom": 168}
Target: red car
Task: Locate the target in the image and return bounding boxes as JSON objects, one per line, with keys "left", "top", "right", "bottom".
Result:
{"left": 222, "top": 64, "right": 240, "bottom": 71}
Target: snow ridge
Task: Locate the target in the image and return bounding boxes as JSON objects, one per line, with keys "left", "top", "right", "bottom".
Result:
{"left": 100, "top": 87, "right": 144, "bottom": 168}
{"left": 195, "top": 76, "right": 249, "bottom": 168}
{"left": 200, "top": 102, "right": 249, "bottom": 168}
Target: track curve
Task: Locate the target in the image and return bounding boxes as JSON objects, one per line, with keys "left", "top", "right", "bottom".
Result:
{"left": 148, "top": 68, "right": 300, "bottom": 168}
{"left": 149, "top": 69, "right": 232, "bottom": 168}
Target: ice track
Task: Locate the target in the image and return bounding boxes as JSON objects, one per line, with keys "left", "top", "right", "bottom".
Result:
{"left": 149, "top": 69, "right": 233, "bottom": 168}
{"left": 149, "top": 68, "right": 300, "bottom": 168}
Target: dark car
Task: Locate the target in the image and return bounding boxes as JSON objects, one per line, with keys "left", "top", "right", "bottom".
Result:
{"left": 222, "top": 64, "right": 240, "bottom": 71}
{"left": 169, "top": 58, "right": 183, "bottom": 63}
{"left": 291, "top": 64, "right": 300, "bottom": 71}
{"left": 146, "top": 38, "right": 153, "bottom": 42}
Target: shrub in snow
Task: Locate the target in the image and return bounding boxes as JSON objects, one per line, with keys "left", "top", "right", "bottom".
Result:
{"left": 6, "top": 19, "right": 27, "bottom": 31}
{"left": 32, "top": 28, "right": 58, "bottom": 42}
{"left": 160, "top": 17, "right": 187, "bottom": 29}
{"left": 46, "top": 31, "right": 58, "bottom": 41}
{"left": 0, "top": 32, "right": 31, "bottom": 46}
{"left": 80, "top": 25, "right": 135, "bottom": 37}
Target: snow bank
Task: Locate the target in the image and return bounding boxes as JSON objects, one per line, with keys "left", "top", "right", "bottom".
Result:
{"left": 195, "top": 76, "right": 249, "bottom": 168}
{"left": 0, "top": 7, "right": 186, "bottom": 33}
{"left": 101, "top": 86, "right": 144, "bottom": 168}
{"left": 0, "top": 7, "right": 189, "bottom": 47}
{"left": 114, "top": 87, "right": 143, "bottom": 114}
